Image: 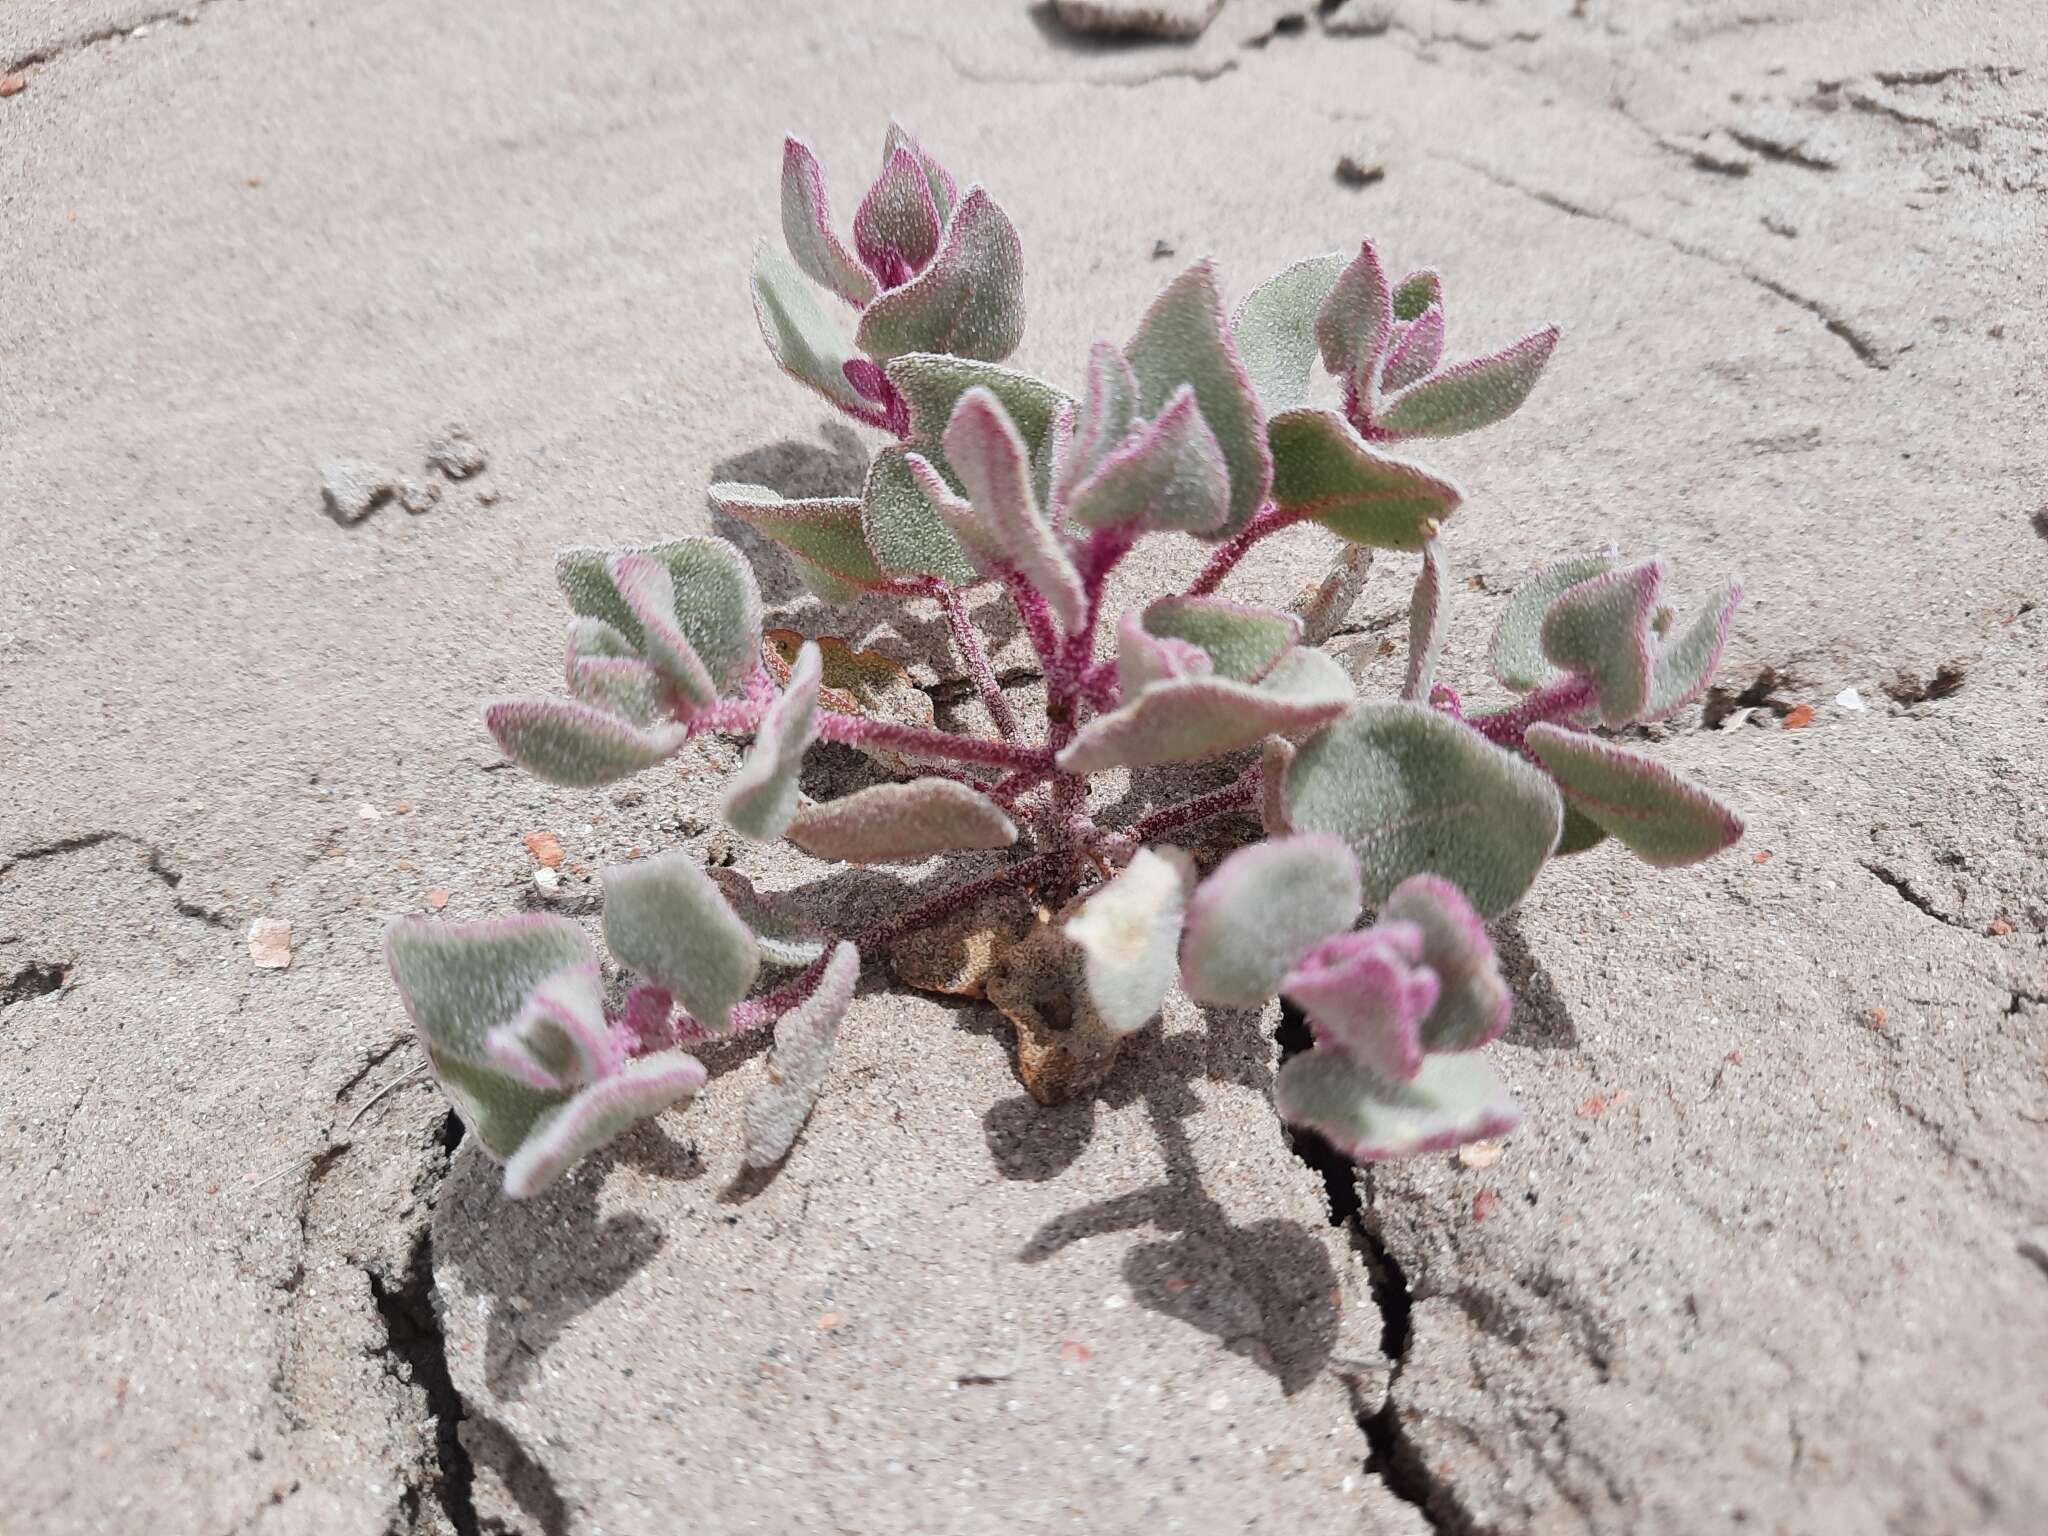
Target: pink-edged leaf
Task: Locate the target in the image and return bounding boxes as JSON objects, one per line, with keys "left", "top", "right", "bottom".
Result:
{"left": 1377, "top": 325, "right": 1560, "bottom": 439}
{"left": 862, "top": 445, "right": 979, "bottom": 585}
{"left": 1281, "top": 922, "right": 1439, "bottom": 1082}
{"left": 1114, "top": 606, "right": 1215, "bottom": 697}
{"left": 722, "top": 639, "right": 822, "bottom": 841}
{"left": 743, "top": 940, "right": 861, "bottom": 1167}
{"left": 485, "top": 698, "right": 686, "bottom": 788}
{"left": 608, "top": 552, "right": 718, "bottom": 711}
{"left": 1539, "top": 558, "right": 1665, "bottom": 727}
{"left": 1233, "top": 251, "right": 1347, "bottom": 412}
{"left": 1125, "top": 260, "right": 1272, "bottom": 538}
{"left": 780, "top": 136, "right": 876, "bottom": 306}
{"left": 1267, "top": 408, "right": 1462, "bottom": 550}
{"left": 1645, "top": 578, "right": 1744, "bottom": 720}
{"left": 601, "top": 853, "right": 761, "bottom": 1034}
{"left": 1377, "top": 304, "right": 1446, "bottom": 395}
{"left": 1180, "top": 833, "right": 1362, "bottom": 1008}
{"left": 787, "top": 778, "right": 1018, "bottom": 864}
{"left": 1142, "top": 595, "right": 1298, "bottom": 683}
{"left": 1380, "top": 873, "right": 1511, "bottom": 1052}
{"left": 1065, "top": 383, "right": 1230, "bottom": 536}
{"left": 1402, "top": 540, "right": 1449, "bottom": 702}
{"left": 854, "top": 146, "right": 943, "bottom": 289}
{"left": 1276, "top": 1047, "right": 1520, "bottom": 1161}
{"left": 882, "top": 118, "right": 957, "bottom": 226}
{"left": 1035, "top": 395, "right": 1076, "bottom": 518}
{"left": 1058, "top": 341, "right": 1142, "bottom": 511}
{"left": 856, "top": 186, "right": 1025, "bottom": 362}
{"left": 1390, "top": 268, "right": 1441, "bottom": 323}
{"left": 1524, "top": 724, "right": 1745, "bottom": 867}
{"left": 706, "top": 868, "right": 829, "bottom": 969}
{"left": 749, "top": 243, "right": 871, "bottom": 417}
{"left": 1315, "top": 239, "right": 1394, "bottom": 390}
{"left": 1490, "top": 548, "right": 1621, "bottom": 692}
{"left": 1066, "top": 846, "right": 1195, "bottom": 1038}
{"left": 886, "top": 354, "right": 1072, "bottom": 457}
{"left": 943, "top": 388, "right": 1086, "bottom": 631}
{"left": 559, "top": 537, "right": 761, "bottom": 695}
{"left": 566, "top": 656, "right": 665, "bottom": 727}
{"left": 503, "top": 1051, "right": 709, "bottom": 1199}
{"left": 484, "top": 960, "right": 618, "bottom": 1092}
{"left": 1058, "top": 647, "right": 1353, "bottom": 775}
{"left": 902, "top": 449, "right": 1000, "bottom": 576}
{"left": 708, "top": 483, "right": 888, "bottom": 591}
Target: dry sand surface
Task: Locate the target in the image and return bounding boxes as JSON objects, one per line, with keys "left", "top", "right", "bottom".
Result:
{"left": 3, "top": 0, "right": 2046, "bottom": 1531}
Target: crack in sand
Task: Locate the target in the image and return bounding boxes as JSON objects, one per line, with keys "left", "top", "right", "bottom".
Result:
{"left": 1860, "top": 860, "right": 1971, "bottom": 930}
{"left": 5, "top": 1, "right": 217, "bottom": 75}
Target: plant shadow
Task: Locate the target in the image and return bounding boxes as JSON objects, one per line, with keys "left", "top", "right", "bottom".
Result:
{"left": 1494, "top": 915, "right": 1581, "bottom": 1051}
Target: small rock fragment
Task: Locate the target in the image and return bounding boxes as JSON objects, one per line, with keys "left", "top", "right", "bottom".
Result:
{"left": 1781, "top": 703, "right": 1815, "bottom": 729}
{"left": 396, "top": 477, "right": 442, "bottom": 515}
{"left": 1051, "top": 0, "right": 1224, "bottom": 41}
{"left": 1335, "top": 155, "right": 1386, "bottom": 188}
{"left": 2019, "top": 1228, "right": 2048, "bottom": 1278}
{"left": 522, "top": 830, "right": 565, "bottom": 868}
{"left": 426, "top": 425, "right": 487, "bottom": 480}
{"left": 249, "top": 918, "right": 293, "bottom": 970}
{"left": 1322, "top": 0, "right": 1395, "bottom": 34}
{"left": 1458, "top": 1139, "right": 1503, "bottom": 1170}
{"left": 532, "top": 866, "right": 561, "bottom": 893}
{"left": 1151, "top": 238, "right": 1177, "bottom": 260}
{"left": 1762, "top": 213, "right": 1800, "bottom": 239}
{"left": 476, "top": 486, "right": 501, "bottom": 506}
{"left": 1, "top": 72, "right": 27, "bottom": 98}
{"left": 320, "top": 460, "right": 393, "bottom": 524}
{"left": 1471, "top": 1187, "right": 1500, "bottom": 1221}
{"left": 424, "top": 888, "right": 450, "bottom": 910}
{"left": 1834, "top": 687, "right": 1865, "bottom": 711}
{"left": 1987, "top": 918, "right": 2013, "bottom": 937}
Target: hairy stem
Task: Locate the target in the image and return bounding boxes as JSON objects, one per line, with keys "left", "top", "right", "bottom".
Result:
{"left": 1053, "top": 524, "right": 1136, "bottom": 709}
{"left": 1004, "top": 567, "right": 1063, "bottom": 675}
{"left": 936, "top": 581, "right": 1020, "bottom": 740}
{"left": 1467, "top": 675, "right": 1598, "bottom": 753}
{"left": 814, "top": 711, "right": 1057, "bottom": 772}
{"left": 1100, "top": 765, "right": 1261, "bottom": 856}
{"left": 1183, "top": 504, "right": 1311, "bottom": 598}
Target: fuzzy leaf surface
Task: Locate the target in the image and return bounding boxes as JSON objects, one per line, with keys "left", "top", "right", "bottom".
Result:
{"left": 1058, "top": 646, "right": 1352, "bottom": 774}
{"left": 1377, "top": 325, "right": 1559, "bottom": 439}
{"left": 787, "top": 779, "right": 1018, "bottom": 864}
{"left": 1315, "top": 241, "right": 1393, "bottom": 388}
{"left": 1275, "top": 1048, "right": 1519, "bottom": 1161}
{"left": 1525, "top": 724, "right": 1744, "bottom": 867}
{"left": 1233, "top": 251, "right": 1345, "bottom": 411}
{"left": 888, "top": 353, "right": 1072, "bottom": 459}
{"left": 780, "top": 137, "right": 876, "bottom": 306}
{"left": 882, "top": 119, "right": 957, "bottom": 225}
{"left": 708, "top": 483, "right": 887, "bottom": 591}
{"left": 1380, "top": 873, "right": 1511, "bottom": 1052}
{"left": 942, "top": 388, "right": 1086, "bottom": 629}
{"left": 484, "top": 961, "right": 615, "bottom": 1092}
{"left": 854, "top": 146, "right": 942, "bottom": 287}
{"left": 1390, "top": 268, "right": 1441, "bottom": 323}
{"left": 1125, "top": 260, "right": 1271, "bottom": 538}
{"left": 503, "top": 1052, "right": 708, "bottom": 1199}
{"left": 1180, "top": 833, "right": 1362, "bottom": 1008}
{"left": 1490, "top": 549, "right": 1620, "bottom": 692}
{"left": 1142, "top": 595, "right": 1298, "bottom": 683}
{"left": 723, "top": 639, "right": 822, "bottom": 840}
{"left": 1645, "top": 579, "right": 1743, "bottom": 720}
{"left": 861, "top": 446, "right": 978, "bottom": 584}
{"left": 1283, "top": 703, "right": 1563, "bottom": 918}
{"left": 1378, "top": 305, "right": 1446, "bottom": 394}
{"left": 1403, "top": 541, "right": 1448, "bottom": 702}
{"left": 1114, "top": 608, "right": 1215, "bottom": 697}
{"left": 1059, "top": 342, "right": 1142, "bottom": 508}
{"left": 1539, "top": 558, "right": 1664, "bottom": 727}
{"left": 1267, "top": 408, "right": 1461, "bottom": 551}
{"left": 557, "top": 538, "right": 762, "bottom": 695}
{"left": 751, "top": 244, "right": 868, "bottom": 414}
{"left": 609, "top": 551, "right": 718, "bottom": 710}
{"left": 1066, "top": 846, "right": 1195, "bottom": 1038}
{"left": 1282, "top": 923, "right": 1437, "bottom": 1082}
{"left": 743, "top": 940, "right": 861, "bottom": 1167}
{"left": 601, "top": 853, "right": 762, "bottom": 1034}
{"left": 857, "top": 187, "right": 1024, "bottom": 362}
{"left": 1065, "top": 384, "right": 1230, "bottom": 535}
{"left": 485, "top": 699, "right": 686, "bottom": 788}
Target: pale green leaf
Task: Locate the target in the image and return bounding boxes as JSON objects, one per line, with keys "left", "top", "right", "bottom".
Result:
{"left": 857, "top": 187, "right": 1024, "bottom": 362}
{"left": 787, "top": 779, "right": 1018, "bottom": 864}
{"left": 1490, "top": 549, "right": 1619, "bottom": 692}
{"left": 1275, "top": 1048, "right": 1519, "bottom": 1161}
{"left": 1058, "top": 646, "right": 1352, "bottom": 774}
{"left": 861, "top": 445, "right": 977, "bottom": 584}
{"left": 1379, "top": 873, "right": 1511, "bottom": 1052}
{"left": 1064, "top": 383, "right": 1229, "bottom": 535}
{"left": 1524, "top": 725, "right": 1744, "bottom": 867}
{"left": 601, "top": 853, "right": 762, "bottom": 1034}
{"left": 1539, "top": 558, "right": 1664, "bottom": 727}
{"left": 1142, "top": 595, "right": 1298, "bottom": 683}
{"left": 1268, "top": 408, "right": 1462, "bottom": 551}
{"left": 1377, "top": 325, "right": 1559, "bottom": 439}
{"left": 1233, "top": 251, "right": 1346, "bottom": 411}
{"left": 1314, "top": 241, "right": 1392, "bottom": 387}
{"left": 780, "top": 137, "right": 876, "bottom": 306}
{"left": 1180, "top": 834, "right": 1362, "bottom": 1008}
{"left": 485, "top": 698, "right": 686, "bottom": 788}
{"left": 751, "top": 243, "right": 868, "bottom": 413}
{"left": 942, "top": 388, "right": 1086, "bottom": 630}
{"left": 742, "top": 940, "right": 862, "bottom": 1167}
{"left": 1066, "top": 846, "right": 1195, "bottom": 1037}
{"left": 723, "top": 640, "right": 822, "bottom": 841}
{"left": 708, "top": 483, "right": 887, "bottom": 590}
{"left": 1402, "top": 541, "right": 1448, "bottom": 702}
{"left": 503, "top": 1051, "right": 709, "bottom": 1198}
{"left": 1645, "top": 579, "right": 1743, "bottom": 720}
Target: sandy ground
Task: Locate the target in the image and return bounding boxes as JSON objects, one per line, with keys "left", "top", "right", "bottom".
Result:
{"left": 3, "top": 0, "right": 2045, "bottom": 1531}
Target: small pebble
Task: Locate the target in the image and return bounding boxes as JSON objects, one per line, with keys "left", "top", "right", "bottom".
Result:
{"left": 1335, "top": 155, "right": 1386, "bottom": 188}
{"left": 1834, "top": 688, "right": 1865, "bottom": 711}
{"left": 0, "top": 72, "right": 27, "bottom": 98}
{"left": 1458, "top": 1140, "right": 1503, "bottom": 1170}
{"left": 426, "top": 425, "right": 487, "bottom": 480}
{"left": 249, "top": 918, "right": 294, "bottom": 970}
{"left": 522, "top": 830, "right": 565, "bottom": 868}
{"left": 397, "top": 477, "right": 442, "bottom": 515}
{"left": 320, "top": 460, "right": 392, "bottom": 523}
{"left": 533, "top": 866, "right": 561, "bottom": 893}
{"left": 424, "top": 888, "right": 450, "bottom": 910}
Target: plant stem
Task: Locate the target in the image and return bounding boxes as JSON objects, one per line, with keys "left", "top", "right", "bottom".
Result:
{"left": 1004, "top": 567, "right": 1063, "bottom": 675}
{"left": 814, "top": 711, "right": 1056, "bottom": 772}
{"left": 1466, "top": 675, "right": 1598, "bottom": 753}
{"left": 1183, "top": 504, "right": 1311, "bottom": 598}
{"left": 1094, "top": 765, "right": 1262, "bottom": 862}
{"left": 1053, "top": 524, "right": 1136, "bottom": 708}
{"left": 935, "top": 581, "right": 1020, "bottom": 741}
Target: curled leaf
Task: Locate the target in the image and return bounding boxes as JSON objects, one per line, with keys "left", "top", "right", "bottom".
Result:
{"left": 1524, "top": 725, "right": 1744, "bottom": 867}
{"left": 1064, "top": 384, "right": 1230, "bottom": 536}
{"left": 1390, "top": 268, "right": 1441, "bottom": 322}
{"left": 943, "top": 388, "right": 1087, "bottom": 631}
{"left": 609, "top": 551, "right": 718, "bottom": 711}
{"left": 601, "top": 853, "right": 762, "bottom": 1034}
{"left": 723, "top": 639, "right": 822, "bottom": 840}
{"left": 708, "top": 483, "right": 887, "bottom": 593}
{"left": 751, "top": 244, "right": 870, "bottom": 416}
{"left": 1059, "top": 341, "right": 1143, "bottom": 509}
{"left": 780, "top": 137, "right": 877, "bottom": 306}
{"left": 1275, "top": 1048, "right": 1519, "bottom": 1161}
{"left": 484, "top": 961, "right": 616, "bottom": 1092}
{"left": 557, "top": 537, "right": 762, "bottom": 696}
{"left": 1142, "top": 595, "right": 1299, "bottom": 683}
{"left": 503, "top": 1052, "right": 709, "bottom": 1199}
{"left": 1402, "top": 541, "right": 1449, "bottom": 702}
{"left": 857, "top": 186, "right": 1025, "bottom": 362}
{"left": 743, "top": 941, "right": 861, "bottom": 1167}
{"left": 1065, "top": 846, "right": 1195, "bottom": 1038}
{"left": 787, "top": 778, "right": 1018, "bottom": 864}
{"left": 882, "top": 118, "right": 957, "bottom": 225}
{"left": 1539, "top": 558, "right": 1665, "bottom": 727}
{"left": 1281, "top": 923, "right": 1438, "bottom": 1082}
{"left": 1233, "top": 250, "right": 1346, "bottom": 412}
{"left": 854, "top": 146, "right": 942, "bottom": 288}
{"left": 1490, "top": 548, "right": 1620, "bottom": 692}
{"left": 1114, "top": 607, "right": 1215, "bottom": 697}
{"left": 1376, "top": 325, "right": 1560, "bottom": 440}
{"left": 1058, "top": 646, "right": 1352, "bottom": 774}
{"left": 1379, "top": 873, "right": 1511, "bottom": 1052}
{"left": 1645, "top": 578, "right": 1743, "bottom": 720}
{"left": 1180, "top": 833, "right": 1363, "bottom": 1008}
{"left": 1315, "top": 240, "right": 1393, "bottom": 389}
{"left": 1378, "top": 304, "right": 1445, "bottom": 395}
{"left": 485, "top": 698, "right": 686, "bottom": 788}
{"left": 1268, "top": 408, "right": 1461, "bottom": 551}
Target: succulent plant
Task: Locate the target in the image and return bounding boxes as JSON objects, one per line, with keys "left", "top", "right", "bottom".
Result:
{"left": 385, "top": 121, "right": 1745, "bottom": 1197}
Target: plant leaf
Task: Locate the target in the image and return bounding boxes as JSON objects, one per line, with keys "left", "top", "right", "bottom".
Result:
{"left": 1125, "top": 260, "right": 1272, "bottom": 538}
{"left": 762, "top": 628, "right": 935, "bottom": 772}
{"left": 1059, "top": 342, "right": 1143, "bottom": 511}
{"left": 1180, "top": 833, "right": 1362, "bottom": 1008}
{"left": 503, "top": 1051, "right": 709, "bottom": 1199}
{"left": 385, "top": 914, "right": 591, "bottom": 1157}
{"left": 1377, "top": 304, "right": 1445, "bottom": 395}
{"left": 1267, "top": 408, "right": 1462, "bottom": 551}
{"left": 1114, "top": 607, "right": 1215, "bottom": 697}
{"left": 1524, "top": 725, "right": 1744, "bottom": 867}
{"left": 601, "top": 853, "right": 762, "bottom": 1034}
{"left": 903, "top": 449, "right": 1001, "bottom": 575}
{"left": 1294, "top": 543, "right": 1375, "bottom": 647}
{"left": 1058, "top": 646, "right": 1352, "bottom": 774}
{"left": 1379, "top": 873, "right": 1512, "bottom": 1052}
{"left": 485, "top": 698, "right": 686, "bottom": 787}
{"left": 854, "top": 146, "right": 942, "bottom": 287}
{"left": 1281, "top": 924, "right": 1437, "bottom": 1082}
{"left": 1390, "top": 268, "right": 1441, "bottom": 323}
{"left": 1644, "top": 578, "right": 1743, "bottom": 720}
{"left": 787, "top": 779, "right": 1018, "bottom": 864}
{"left": 1283, "top": 703, "right": 1563, "bottom": 918}
{"left": 1555, "top": 803, "right": 1609, "bottom": 856}
{"left": 882, "top": 118, "right": 957, "bottom": 226}
{"left": 887, "top": 353, "right": 1072, "bottom": 458}
{"left": 1064, "top": 384, "right": 1230, "bottom": 536}
{"left": 723, "top": 639, "right": 823, "bottom": 840}
{"left": 1489, "top": 548, "right": 1620, "bottom": 692}
{"left": 1377, "top": 325, "right": 1560, "bottom": 439}
{"left": 1233, "top": 250, "right": 1346, "bottom": 412}
{"left": 608, "top": 551, "right": 719, "bottom": 711}
{"left": 1402, "top": 540, "right": 1449, "bottom": 702}
{"left": 484, "top": 961, "right": 617, "bottom": 1093}
{"left": 943, "top": 389, "right": 1086, "bottom": 631}
{"left": 557, "top": 538, "right": 762, "bottom": 696}
{"left": 1066, "top": 846, "right": 1195, "bottom": 1038}
{"left": 742, "top": 940, "right": 861, "bottom": 1167}
{"left": 857, "top": 186, "right": 1025, "bottom": 362}
{"left": 1315, "top": 240, "right": 1393, "bottom": 389}
{"left": 861, "top": 445, "right": 978, "bottom": 584}
{"left": 1261, "top": 735, "right": 1295, "bottom": 836}
{"left": 1142, "top": 595, "right": 1298, "bottom": 683}
{"left": 1275, "top": 1047, "right": 1519, "bottom": 1161}
{"left": 1539, "top": 557, "right": 1665, "bottom": 727}
{"left": 750, "top": 244, "right": 869, "bottom": 415}
{"left": 780, "top": 137, "right": 877, "bottom": 306}
{"left": 708, "top": 483, "right": 888, "bottom": 591}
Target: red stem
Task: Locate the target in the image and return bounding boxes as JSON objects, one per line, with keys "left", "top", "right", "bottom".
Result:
{"left": 935, "top": 581, "right": 1020, "bottom": 741}
{"left": 814, "top": 711, "right": 1056, "bottom": 772}
{"left": 1466, "top": 675, "right": 1598, "bottom": 754}
{"left": 1183, "top": 504, "right": 1311, "bottom": 598}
